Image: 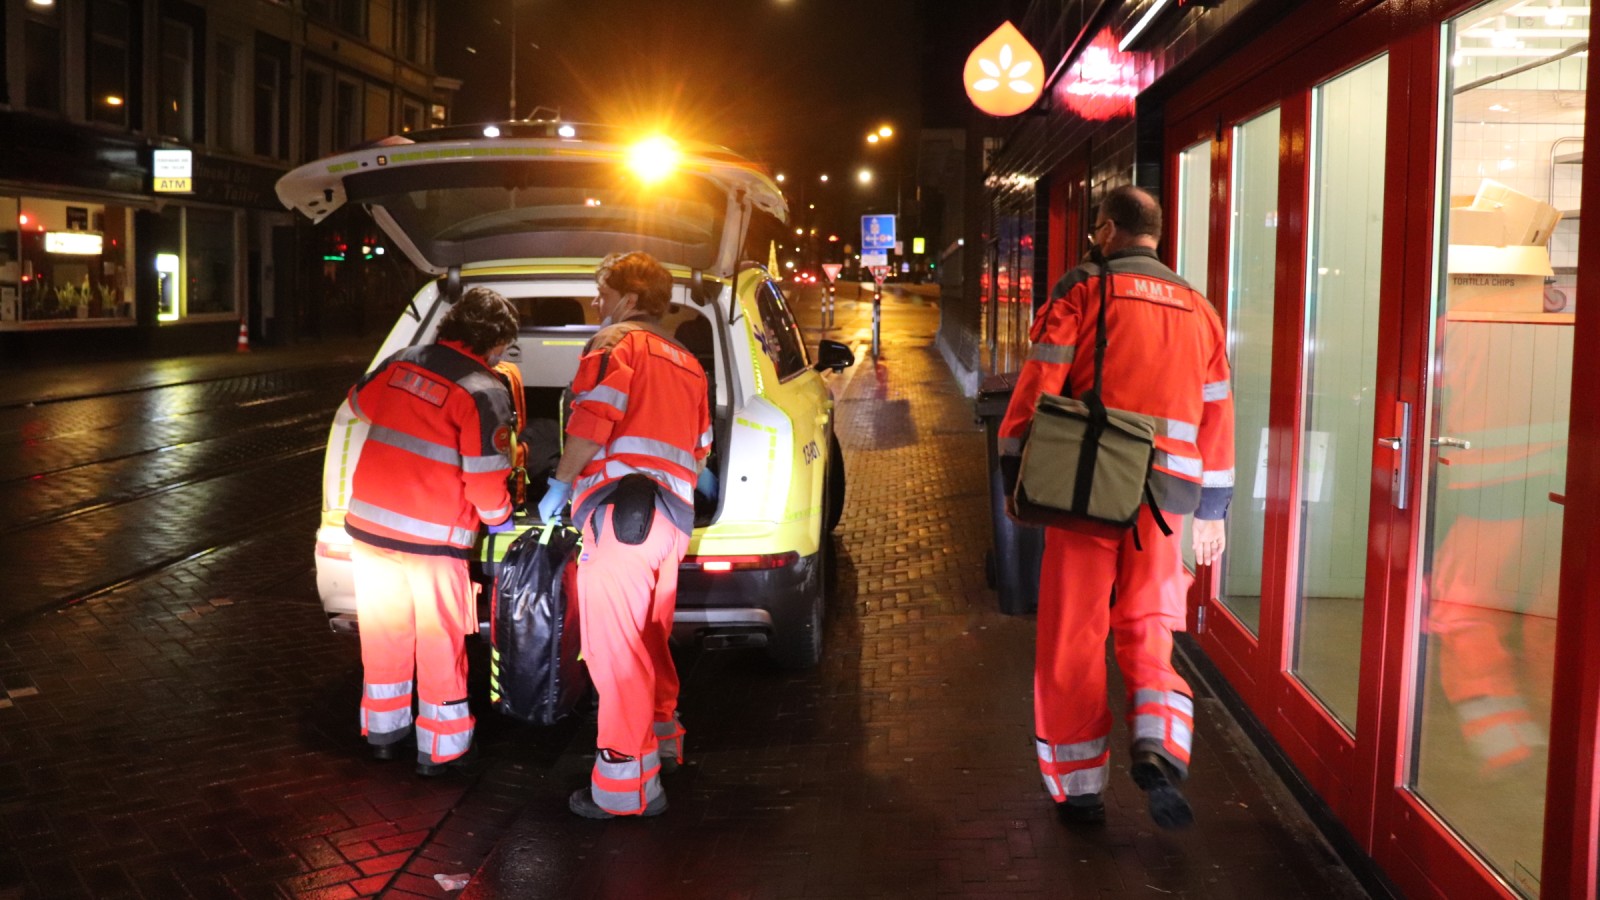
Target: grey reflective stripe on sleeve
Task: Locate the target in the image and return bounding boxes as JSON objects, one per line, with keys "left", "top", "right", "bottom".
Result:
{"left": 574, "top": 385, "right": 629, "bottom": 414}
{"left": 999, "top": 437, "right": 1023, "bottom": 456}
{"left": 1202, "top": 468, "right": 1235, "bottom": 487}
{"left": 368, "top": 424, "right": 461, "bottom": 466}
{"left": 1162, "top": 418, "right": 1199, "bottom": 443}
{"left": 476, "top": 503, "right": 512, "bottom": 523}
{"left": 608, "top": 436, "right": 699, "bottom": 471}
{"left": 1153, "top": 450, "right": 1202, "bottom": 478}
{"left": 348, "top": 499, "right": 477, "bottom": 547}
{"left": 1028, "top": 342, "right": 1076, "bottom": 365}
{"left": 462, "top": 452, "right": 511, "bottom": 474}
{"left": 1203, "top": 380, "right": 1231, "bottom": 402}
{"left": 698, "top": 427, "right": 713, "bottom": 449}
{"left": 348, "top": 393, "right": 367, "bottom": 422}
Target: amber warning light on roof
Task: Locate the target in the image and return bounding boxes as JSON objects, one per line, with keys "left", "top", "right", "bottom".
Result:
{"left": 964, "top": 21, "right": 1045, "bottom": 117}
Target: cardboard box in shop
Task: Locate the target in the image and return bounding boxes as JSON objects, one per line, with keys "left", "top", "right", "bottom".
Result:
{"left": 1445, "top": 244, "right": 1553, "bottom": 314}
{"left": 1472, "top": 178, "right": 1563, "bottom": 245}
{"left": 1445, "top": 180, "right": 1562, "bottom": 314}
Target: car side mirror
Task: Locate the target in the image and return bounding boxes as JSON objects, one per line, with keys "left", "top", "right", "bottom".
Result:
{"left": 813, "top": 339, "right": 855, "bottom": 373}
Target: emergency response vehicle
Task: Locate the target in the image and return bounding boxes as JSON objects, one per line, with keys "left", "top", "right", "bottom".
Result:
{"left": 276, "top": 122, "right": 853, "bottom": 668}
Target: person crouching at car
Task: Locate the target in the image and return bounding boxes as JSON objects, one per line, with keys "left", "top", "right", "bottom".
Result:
{"left": 538, "top": 251, "right": 712, "bottom": 818}
{"left": 344, "top": 286, "right": 520, "bottom": 776}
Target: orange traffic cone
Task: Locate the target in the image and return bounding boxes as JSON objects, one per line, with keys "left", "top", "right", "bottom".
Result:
{"left": 236, "top": 320, "right": 251, "bottom": 353}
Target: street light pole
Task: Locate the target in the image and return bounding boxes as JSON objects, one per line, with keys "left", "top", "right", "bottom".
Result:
{"left": 508, "top": 2, "right": 517, "bottom": 120}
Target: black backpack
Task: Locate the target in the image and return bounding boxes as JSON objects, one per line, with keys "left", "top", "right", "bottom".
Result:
{"left": 488, "top": 524, "right": 589, "bottom": 725}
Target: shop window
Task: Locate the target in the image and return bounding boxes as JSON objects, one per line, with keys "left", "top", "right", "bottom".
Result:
{"left": 1407, "top": 1, "right": 1586, "bottom": 893}
{"left": 151, "top": 206, "right": 239, "bottom": 322}
{"left": 1175, "top": 140, "right": 1211, "bottom": 291}
{"left": 1218, "top": 110, "right": 1280, "bottom": 636}
{"left": 1292, "top": 54, "right": 1391, "bottom": 734}
{"left": 88, "top": 0, "right": 132, "bottom": 128}
{"left": 2, "top": 197, "right": 135, "bottom": 327}
{"left": 186, "top": 209, "right": 238, "bottom": 316}
{"left": 254, "top": 52, "right": 285, "bottom": 159}
{"left": 214, "top": 40, "right": 243, "bottom": 152}
{"left": 159, "top": 19, "right": 195, "bottom": 142}
{"left": 23, "top": 6, "right": 63, "bottom": 114}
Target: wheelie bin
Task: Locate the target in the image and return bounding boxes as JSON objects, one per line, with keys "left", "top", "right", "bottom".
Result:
{"left": 976, "top": 372, "right": 1043, "bottom": 615}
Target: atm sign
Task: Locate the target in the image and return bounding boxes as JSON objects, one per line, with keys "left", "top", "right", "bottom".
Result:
{"left": 152, "top": 149, "right": 193, "bottom": 194}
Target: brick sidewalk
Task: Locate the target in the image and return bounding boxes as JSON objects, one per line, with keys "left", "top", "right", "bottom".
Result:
{"left": 458, "top": 293, "right": 1370, "bottom": 898}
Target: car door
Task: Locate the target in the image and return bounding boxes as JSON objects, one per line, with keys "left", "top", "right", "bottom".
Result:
{"left": 748, "top": 276, "right": 832, "bottom": 545}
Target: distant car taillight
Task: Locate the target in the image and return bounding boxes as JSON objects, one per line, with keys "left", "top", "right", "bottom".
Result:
{"left": 317, "top": 540, "right": 353, "bottom": 561}
{"left": 682, "top": 552, "right": 798, "bottom": 573}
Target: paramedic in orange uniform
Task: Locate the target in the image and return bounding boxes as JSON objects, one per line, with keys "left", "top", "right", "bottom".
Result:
{"left": 999, "top": 186, "right": 1235, "bottom": 830}
{"left": 538, "top": 251, "right": 712, "bottom": 818}
{"left": 345, "top": 286, "right": 520, "bottom": 776}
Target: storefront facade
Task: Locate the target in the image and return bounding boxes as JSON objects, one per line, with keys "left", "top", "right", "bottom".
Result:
{"left": 978, "top": 1, "right": 1600, "bottom": 896}
{"left": 0, "top": 0, "right": 448, "bottom": 364}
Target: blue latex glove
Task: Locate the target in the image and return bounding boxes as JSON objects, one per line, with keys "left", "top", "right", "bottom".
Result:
{"left": 486, "top": 516, "right": 516, "bottom": 534}
{"left": 537, "top": 478, "right": 573, "bottom": 524}
{"left": 696, "top": 466, "right": 717, "bottom": 498}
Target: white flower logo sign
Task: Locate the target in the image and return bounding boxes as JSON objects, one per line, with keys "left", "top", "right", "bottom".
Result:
{"left": 964, "top": 21, "right": 1046, "bottom": 117}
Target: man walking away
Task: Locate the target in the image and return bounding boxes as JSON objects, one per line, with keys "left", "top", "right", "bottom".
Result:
{"left": 1000, "top": 185, "right": 1235, "bottom": 829}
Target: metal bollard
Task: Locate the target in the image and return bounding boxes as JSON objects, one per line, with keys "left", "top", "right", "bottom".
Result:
{"left": 871, "top": 287, "right": 882, "bottom": 359}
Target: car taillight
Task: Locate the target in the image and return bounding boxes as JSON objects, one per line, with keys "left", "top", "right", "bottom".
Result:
{"left": 682, "top": 552, "right": 798, "bottom": 573}
{"left": 317, "top": 540, "right": 353, "bottom": 561}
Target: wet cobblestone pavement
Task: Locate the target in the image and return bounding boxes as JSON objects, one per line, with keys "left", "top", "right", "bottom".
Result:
{"left": 0, "top": 290, "right": 1372, "bottom": 899}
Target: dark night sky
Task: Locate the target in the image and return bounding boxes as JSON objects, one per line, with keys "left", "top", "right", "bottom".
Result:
{"left": 441, "top": 1, "right": 921, "bottom": 170}
{"left": 435, "top": 1, "right": 1028, "bottom": 240}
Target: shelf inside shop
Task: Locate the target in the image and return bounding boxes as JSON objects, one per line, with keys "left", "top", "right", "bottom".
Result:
{"left": 1445, "top": 310, "right": 1575, "bottom": 325}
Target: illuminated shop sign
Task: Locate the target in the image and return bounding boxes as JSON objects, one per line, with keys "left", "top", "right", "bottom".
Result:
{"left": 964, "top": 21, "right": 1045, "bottom": 117}
{"left": 152, "top": 149, "right": 194, "bottom": 193}
{"left": 44, "top": 231, "right": 104, "bottom": 255}
{"left": 1057, "top": 32, "right": 1148, "bottom": 122}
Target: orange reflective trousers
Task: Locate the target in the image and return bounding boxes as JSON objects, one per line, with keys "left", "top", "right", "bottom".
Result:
{"left": 1034, "top": 506, "right": 1195, "bottom": 803}
{"left": 577, "top": 507, "right": 690, "bottom": 815}
{"left": 353, "top": 543, "right": 476, "bottom": 766}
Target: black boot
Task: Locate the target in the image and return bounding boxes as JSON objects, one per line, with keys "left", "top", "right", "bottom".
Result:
{"left": 1130, "top": 751, "right": 1193, "bottom": 830}
{"left": 1055, "top": 793, "right": 1106, "bottom": 826}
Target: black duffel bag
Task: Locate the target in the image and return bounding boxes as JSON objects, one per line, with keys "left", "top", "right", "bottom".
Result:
{"left": 488, "top": 523, "right": 589, "bottom": 726}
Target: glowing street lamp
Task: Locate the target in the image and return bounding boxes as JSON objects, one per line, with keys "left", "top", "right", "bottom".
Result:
{"left": 877, "top": 125, "right": 893, "bottom": 138}
{"left": 857, "top": 168, "right": 874, "bottom": 185}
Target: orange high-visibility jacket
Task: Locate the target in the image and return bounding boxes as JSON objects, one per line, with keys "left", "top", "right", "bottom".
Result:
{"left": 345, "top": 339, "right": 515, "bottom": 556}
{"left": 999, "top": 248, "right": 1236, "bottom": 520}
{"left": 566, "top": 320, "right": 711, "bottom": 536}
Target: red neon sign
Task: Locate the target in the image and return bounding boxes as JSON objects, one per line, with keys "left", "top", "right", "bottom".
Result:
{"left": 1056, "top": 32, "right": 1148, "bottom": 122}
